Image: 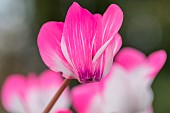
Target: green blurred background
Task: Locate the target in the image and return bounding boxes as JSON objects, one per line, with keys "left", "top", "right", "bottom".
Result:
{"left": 0, "top": 0, "right": 169, "bottom": 113}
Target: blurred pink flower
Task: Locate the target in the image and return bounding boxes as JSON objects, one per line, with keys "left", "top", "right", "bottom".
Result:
{"left": 1, "top": 70, "right": 71, "bottom": 113}
{"left": 37, "top": 2, "right": 123, "bottom": 83}
{"left": 71, "top": 47, "right": 167, "bottom": 113}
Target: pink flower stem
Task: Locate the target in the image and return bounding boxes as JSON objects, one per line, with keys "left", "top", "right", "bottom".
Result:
{"left": 43, "top": 79, "right": 71, "bottom": 113}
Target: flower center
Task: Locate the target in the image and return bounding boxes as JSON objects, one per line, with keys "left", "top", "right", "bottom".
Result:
{"left": 78, "top": 69, "right": 102, "bottom": 83}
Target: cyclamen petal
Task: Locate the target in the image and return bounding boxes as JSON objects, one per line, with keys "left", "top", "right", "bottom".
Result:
{"left": 71, "top": 47, "right": 167, "bottom": 113}
{"left": 115, "top": 47, "right": 146, "bottom": 70}
{"left": 115, "top": 47, "right": 167, "bottom": 80}
{"left": 148, "top": 50, "right": 167, "bottom": 79}
{"left": 61, "top": 2, "right": 98, "bottom": 82}
{"left": 93, "top": 4, "right": 123, "bottom": 61}
{"left": 1, "top": 70, "right": 71, "bottom": 113}
{"left": 37, "top": 2, "right": 123, "bottom": 83}
{"left": 1, "top": 75, "right": 27, "bottom": 113}
{"left": 38, "top": 22, "right": 73, "bottom": 77}
{"left": 103, "top": 33, "right": 122, "bottom": 76}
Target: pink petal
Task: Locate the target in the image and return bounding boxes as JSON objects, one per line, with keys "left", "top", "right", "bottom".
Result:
{"left": 37, "top": 21, "right": 73, "bottom": 78}
{"left": 93, "top": 4, "right": 123, "bottom": 61}
{"left": 103, "top": 33, "right": 122, "bottom": 76}
{"left": 148, "top": 50, "right": 167, "bottom": 79}
{"left": 27, "top": 73, "right": 38, "bottom": 89}
{"left": 1, "top": 74, "right": 27, "bottom": 112}
{"left": 102, "top": 4, "right": 123, "bottom": 42}
{"left": 115, "top": 47, "right": 146, "bottom": 70}
{"left": 61, "top": 2, "right": 97, "bottom": 76}
{"left": 71, "top": 83, "right": 101, "bottom": 113}
{"left": 39, "top": 70, "right": 63, "bottom": 89}
{"left": 92, "top": 14, "right": 103, "bottom": 57}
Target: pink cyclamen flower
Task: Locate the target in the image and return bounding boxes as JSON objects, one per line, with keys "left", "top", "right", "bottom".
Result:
{"left": 37, "top": 2, "right": 123, "bottom": 83}
{"left": 1, "top": 70, "right": 71, "bottom": 113}
{"left": 71, "top": 47, "right": 167, "bottom": 113}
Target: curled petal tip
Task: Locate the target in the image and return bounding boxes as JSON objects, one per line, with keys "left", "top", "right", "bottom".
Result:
{"left": 115, "top": 47, "right": 146, "bottom": 70}
{"left": 68, "top": 2, "right": 82, "bottom": 12}
{"left": 148, "top": 49, "right": 167, "bottom": 79}
{"left": 72, "top": 2, "right": 80, "bottom": 6}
